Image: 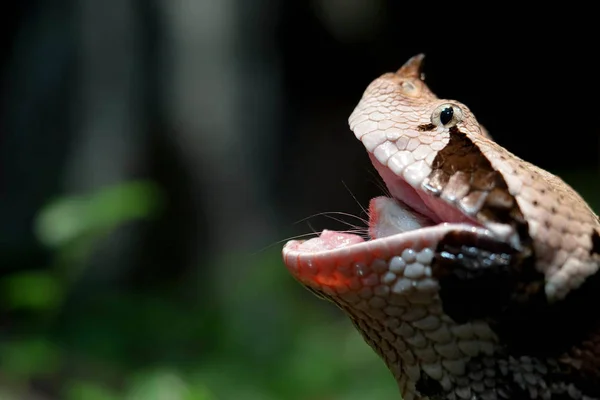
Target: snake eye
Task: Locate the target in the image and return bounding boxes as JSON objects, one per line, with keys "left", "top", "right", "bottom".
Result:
{"left": 431, "top": 103, "right": 463, "bottom": 128}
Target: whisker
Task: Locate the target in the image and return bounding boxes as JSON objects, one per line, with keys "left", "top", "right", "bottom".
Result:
{"left": 294, "top": 211, "right": 368, "bottom": 226}
{"left": 255, "top": 173, "right": 382, "bottom": 256}
{"left": 367, "top": 168, "right": 391, "bottom": 198}
{"left": 253, "top": 223, "right": 370, "bottom": 255}
{"left": 251, "top": 231, "right": 321, "bottom": 255}
{"left": 306, "top": 220, "right": 318, "bottom": 235}
{"left": 322, "top": 214, "right": 366, "bottom": 231}
{"left": 342, "top": 180, "right": 368, "bottom": 216}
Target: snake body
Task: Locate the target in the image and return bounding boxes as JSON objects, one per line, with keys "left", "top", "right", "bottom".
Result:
{"left": 282, "top": 54, "right": 600, "bottom": 400}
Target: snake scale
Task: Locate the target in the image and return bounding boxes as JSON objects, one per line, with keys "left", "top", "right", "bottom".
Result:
{"left": 282, "top": 54, "right": 600, "bottom": 400}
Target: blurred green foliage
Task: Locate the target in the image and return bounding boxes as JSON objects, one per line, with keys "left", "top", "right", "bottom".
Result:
{"left": 1, "top": 180, "right": 397, "bottom": 399}
{"left": 1, "top": 172, "right": 597, "bottom": 399}
{"left": 35, "top": 181, "right": 162, "bottom": 249}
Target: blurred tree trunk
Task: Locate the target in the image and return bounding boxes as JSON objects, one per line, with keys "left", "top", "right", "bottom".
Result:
{"left": 159, "top": 0, "right": 282, "bottom": 287}
{"left": 159, "top": 0, "right": 285, "bottom": 356}
{"left": 63, "top": 0, "right": 147, "bottom": 288}
{"left": 0, "top": 2, "right": 75, "bottom": 273}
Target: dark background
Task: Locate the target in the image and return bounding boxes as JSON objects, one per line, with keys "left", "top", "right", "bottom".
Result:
{"left": 1, "top": 1, "right": 598, "bottom": 399}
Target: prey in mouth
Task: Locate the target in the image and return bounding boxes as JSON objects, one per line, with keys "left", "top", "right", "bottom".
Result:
{"left": 282, "top": 54, "right": 600, "bottom": 400}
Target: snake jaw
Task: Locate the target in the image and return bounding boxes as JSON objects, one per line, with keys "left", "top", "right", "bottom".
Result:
{"left": 282, "top": 181, "right": 488, "bottom": 292}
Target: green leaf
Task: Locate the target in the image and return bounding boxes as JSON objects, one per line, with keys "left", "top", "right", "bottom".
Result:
{"left": 1, "top": 271, "right": 62, "bottom": 311}
{"left": 35, "top": 180, "right": 163, "bottom": 248}
{"left": 126, "top": 370, "right": 191, "bottom": 400}
{"left": 0, "top": 390, "right": 18, "bottom": 400}
{"left": 0, "top": 338, "right": 61, "bottom": 379}
{"left": 65, "top": 381, "right": 120, "bottom": 400}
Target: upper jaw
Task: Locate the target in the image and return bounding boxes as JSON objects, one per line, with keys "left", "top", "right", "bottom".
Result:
{"left": 368, "top": 155, "right": 480, "bottom": 228}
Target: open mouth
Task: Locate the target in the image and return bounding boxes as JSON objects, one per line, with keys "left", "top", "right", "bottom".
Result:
{"left": 282, "top": 75, "right": 521, "bottom": 289}
{"left": 282, "top": 155, "right": 492, "bottom": 288}
{"left": 283, "top": 169, "right": 483, "bottom": 255}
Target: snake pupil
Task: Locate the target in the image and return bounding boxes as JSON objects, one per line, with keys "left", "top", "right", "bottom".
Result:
{"left": 440, "top": 107, "right": 454, "bottom": 125}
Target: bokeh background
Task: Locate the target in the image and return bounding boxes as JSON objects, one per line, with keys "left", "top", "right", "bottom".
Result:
{"left": 1, "top": 2, "right": 598, "bottom": 399}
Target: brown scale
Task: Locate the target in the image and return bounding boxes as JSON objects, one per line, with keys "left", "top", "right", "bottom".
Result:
{"left": 420, "top": 127, "right": 600, "bottom": 395}
{"left": 423, "top": 127, "right": 530, "bottom": 243}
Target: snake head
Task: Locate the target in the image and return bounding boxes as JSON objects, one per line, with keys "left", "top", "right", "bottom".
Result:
{"left": 348, "top": 54, "right": 600, "bottom": 302}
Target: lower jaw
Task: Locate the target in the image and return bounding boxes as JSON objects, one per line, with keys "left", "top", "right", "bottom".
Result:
{"left": 282, "top": 222, "right": 494, "bottom": 289}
